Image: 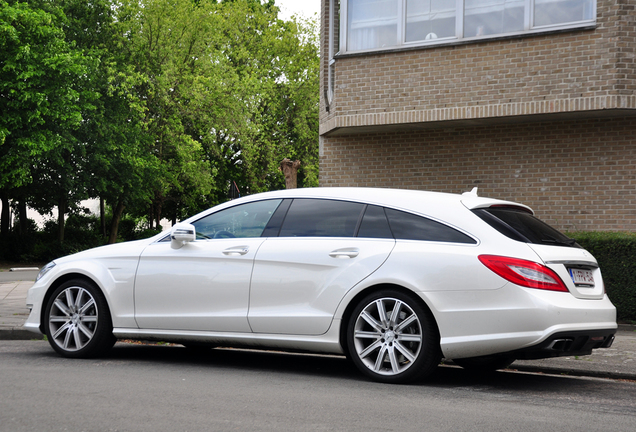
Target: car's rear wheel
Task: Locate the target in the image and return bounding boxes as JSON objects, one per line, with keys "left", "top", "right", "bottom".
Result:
{"left": 44, "top": 279, "right": 116, "bottom": 358}
{"left": 346, "top": 290, "right": 440, "bottom": 384}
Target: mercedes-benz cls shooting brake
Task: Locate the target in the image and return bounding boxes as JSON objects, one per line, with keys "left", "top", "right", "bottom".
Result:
{"left": 25, "top": 188, "right": 617, "bottom": 383}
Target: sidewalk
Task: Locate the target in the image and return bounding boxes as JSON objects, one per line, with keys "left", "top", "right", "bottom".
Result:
{"left": 0, "top": 272, "right": 40, "bottom": 340}
{"left": 1, "top": 272, "right": 635, "bottom": 380}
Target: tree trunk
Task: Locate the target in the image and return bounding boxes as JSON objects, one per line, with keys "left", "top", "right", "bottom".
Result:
{"left": 280, "top": 159, "right": 301, "bottom": 189}
{"left": 154, "top": 198, "right": 162, "bottom": 229}
{"left": 18, "top": 200, "right": 27, "bottom": 235}
{"left": 100, "top": 197, "right": 106, "bottom": 238}
{"left": 0, "top": 191, "right": 9, "bottom": 237}
{"left": 58, "top": 195, "right": 66, "bottom": 244}
{"left": 148, "top": 203, "right": 154, "bottom": 230}
{"left": 108, "top": 200, "right": 125, "bottom": 244}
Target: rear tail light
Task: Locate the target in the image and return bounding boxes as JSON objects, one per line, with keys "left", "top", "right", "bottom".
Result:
{"left": 478, "top": 255, "right": 568, "bottom": 292}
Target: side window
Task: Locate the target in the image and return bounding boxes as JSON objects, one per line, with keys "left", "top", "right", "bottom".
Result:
{"left": 192, "top": 199, "right": 282, "bottom": 239}
{"left": 357, "top": 205, "right": 393, "bottom": 239}
{"left": 279, "top": 199, "right": 365, "bottom": 237}
{"left": 385, "top": 208, "right": 477, "bottom": 244}
{"left": 260, "top": 199, "right": 292, "bottom": 237}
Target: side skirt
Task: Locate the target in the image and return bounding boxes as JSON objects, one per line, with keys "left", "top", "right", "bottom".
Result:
{"left": 112, "top": 324, "right": 344, "bottom": 355}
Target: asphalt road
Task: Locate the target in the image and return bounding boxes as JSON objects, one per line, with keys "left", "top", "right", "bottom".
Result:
{"left": 2, "top": 340, "right": 635, "bottom": 432}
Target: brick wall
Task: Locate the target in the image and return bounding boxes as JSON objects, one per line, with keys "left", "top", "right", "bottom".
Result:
{"left": 320, "top": 0, "right": 636, "bottom": 134}
{"left": 319, "top": 0, "right": 636, "bottom": 231}
{"left": 319, "top": 117, "right": 636, "bottom": 232}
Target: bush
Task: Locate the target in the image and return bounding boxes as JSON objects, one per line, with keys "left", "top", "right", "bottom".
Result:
{"left": 1, "top": 213, "right": 163, "bottom": 263}
{"left": 0, "top": 231, "right": 38, "bottom": 262}
{"left": 568, "top": 232, "right": 636, "bottom": 323}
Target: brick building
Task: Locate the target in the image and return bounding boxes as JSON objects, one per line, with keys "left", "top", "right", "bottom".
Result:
{"left": 318, "top": 0, "right": 636, "bottom": 231}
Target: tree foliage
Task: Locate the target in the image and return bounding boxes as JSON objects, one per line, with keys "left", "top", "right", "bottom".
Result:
{"left": 0, "top": 0, "right": 319, "bottom": 252}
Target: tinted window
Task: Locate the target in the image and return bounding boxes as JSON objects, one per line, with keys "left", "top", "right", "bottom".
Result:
{"left": 357, "top": 205, "right": 393, "bottom": 239}
{"left": 385, "top": 208, "right": 477, "bottom": 244}
{"left": 193, "top": 199, "right": 282, "bottom": 239}
{"left": 279, "top": 199, "right": 365, "bottom": 237}
{"left": 260, "top": 199, "right": 292, "bottom": 237}
{"left": 474, "top": 207, "right": 580, "bottom": 248}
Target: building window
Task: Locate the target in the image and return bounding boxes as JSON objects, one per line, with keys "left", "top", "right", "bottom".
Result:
{"left": 534, "top": 0, "right": 595, "bottom": 27}
{"left": 347, "top": 0, "right": 399, "bottom": 50}
{"left": 341, "top": 0, "right": 595, "bottom": 53}
{"left": 406, "top": 0, "right": 457, "bottom": 42}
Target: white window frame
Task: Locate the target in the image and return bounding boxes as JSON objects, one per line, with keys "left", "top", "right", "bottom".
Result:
{"left": 339, "top": 0, "right": 596, "bottom": 54}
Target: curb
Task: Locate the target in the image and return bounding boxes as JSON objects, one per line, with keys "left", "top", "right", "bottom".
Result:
{"left": 0, "top": 328, "right": 44, "bottom": 341}
{"left": 509, "top": 364, "right": 636, "bottom": 382}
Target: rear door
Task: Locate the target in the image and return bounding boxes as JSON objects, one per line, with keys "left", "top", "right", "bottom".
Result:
{"left": 248, "top": 200, "right": 395, "bottom": 335}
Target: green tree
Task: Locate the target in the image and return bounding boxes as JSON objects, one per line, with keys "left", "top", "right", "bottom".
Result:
{"left": 59, "top": 0, "right": 160, "bottom": 242}
{"left": 1, "top": 0, "right": 320, "bottom": 253}
{"left": 211, "top": 1, "right": 320, "bottom": 197}
{"left": 113, "top": 0, "right": 243, "bottom": 228}
{"left": 0, "top": 0, "right": 94, "bottom": 237}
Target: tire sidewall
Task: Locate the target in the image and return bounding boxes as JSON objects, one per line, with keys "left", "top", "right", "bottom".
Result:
{"left": 44, "top": 279, "right": 115, "bottom": 358}
{"left": 346, "top": 289, "right": 440, "bottom": 384}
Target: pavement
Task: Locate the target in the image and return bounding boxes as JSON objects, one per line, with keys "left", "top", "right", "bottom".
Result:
{"left": 2, "top": 267, "right": 635, "bottom": 381}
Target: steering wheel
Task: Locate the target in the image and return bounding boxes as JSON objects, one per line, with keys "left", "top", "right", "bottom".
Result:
{"left": 213, "top": 230, "right": 236, "bottom": 239}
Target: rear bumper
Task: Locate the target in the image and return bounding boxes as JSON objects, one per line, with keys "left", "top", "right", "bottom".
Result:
{"left": 506, "top": 329, "right": 615, "bottom": 360}
{"left": 429, "top": 286, "right": 617, "bottom": 359}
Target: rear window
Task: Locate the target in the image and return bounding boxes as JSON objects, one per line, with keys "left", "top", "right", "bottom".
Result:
{"left": 473, "top": 207, "right": 580, "bottom": 248}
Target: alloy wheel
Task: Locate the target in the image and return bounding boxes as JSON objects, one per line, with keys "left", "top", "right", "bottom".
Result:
{"left": 352, "top": 297, "right": 423, "bottom": 376}
{"left": 48, "top": 286, "right": 99, "bottom": 352}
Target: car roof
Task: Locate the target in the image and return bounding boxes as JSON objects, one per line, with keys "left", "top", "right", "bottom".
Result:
{"left": 188, "top": 187, "right": 533, "bottom": 223}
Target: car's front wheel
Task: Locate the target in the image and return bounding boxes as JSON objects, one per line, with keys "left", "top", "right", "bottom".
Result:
{"left": 346, "top": 290, "right": 441, "bottom": 384}
{"left": 44, "top": 279, "right": 116, "bottom": 358}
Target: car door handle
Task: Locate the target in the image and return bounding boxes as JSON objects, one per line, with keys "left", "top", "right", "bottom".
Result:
{"left": 222, "top": 246, "right": 249, "bottom": 256}
{"left": 329, "top": 248, "right": 359, "bottom": 259}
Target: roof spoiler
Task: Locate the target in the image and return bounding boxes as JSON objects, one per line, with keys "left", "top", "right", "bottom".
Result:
{"left": 462, "top": 187, "right": 479, "bottom": 197}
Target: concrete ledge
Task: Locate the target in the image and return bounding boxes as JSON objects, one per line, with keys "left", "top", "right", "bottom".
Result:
{"left": 320, "top": 95, "right": 636, "bottom": 136}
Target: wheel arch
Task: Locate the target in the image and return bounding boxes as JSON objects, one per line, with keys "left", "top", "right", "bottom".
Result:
{"left": 338, "top": 283, "right": 441, "bottom": 357}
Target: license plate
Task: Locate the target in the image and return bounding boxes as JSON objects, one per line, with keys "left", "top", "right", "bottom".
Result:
{"left": 569, "top": 268, "right": 595, "bottom": 287}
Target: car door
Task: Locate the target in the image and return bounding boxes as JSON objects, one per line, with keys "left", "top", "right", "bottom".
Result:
{"left": 248, "top": 199, "right": 395, "bottom": 335}
{"left": 134, "top": 199, "right": 282, "bottom": 332}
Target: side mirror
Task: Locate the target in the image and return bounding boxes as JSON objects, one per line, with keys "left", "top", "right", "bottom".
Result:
{"left": 170, "top": 223, "right": 196, "bottom": 249}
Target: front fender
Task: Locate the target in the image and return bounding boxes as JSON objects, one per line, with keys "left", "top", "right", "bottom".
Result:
{"left": 26, "top": 241, "right": 149, "bottom": 332}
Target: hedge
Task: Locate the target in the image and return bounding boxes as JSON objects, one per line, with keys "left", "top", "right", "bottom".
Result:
{"left": 568, "top": 232, "right": 636, "bottom": 323}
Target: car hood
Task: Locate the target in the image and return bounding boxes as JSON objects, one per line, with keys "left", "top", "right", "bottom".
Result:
{"left": 54, "top": 238, "right": 154, "bottom": 265}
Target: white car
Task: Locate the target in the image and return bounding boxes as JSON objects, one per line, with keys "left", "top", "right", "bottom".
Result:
{"left": 25, "top": 188, "right": 617, "bottom": 383}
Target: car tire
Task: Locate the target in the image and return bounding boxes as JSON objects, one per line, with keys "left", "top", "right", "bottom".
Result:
{"left": 346, "top": 290, "right": 441, "bottom": 384}
{"left": 44, "top": 279, "right": 116, "bottom": 358}
{"left": 453, "top": 356, "right": 515, "bottom": 372}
